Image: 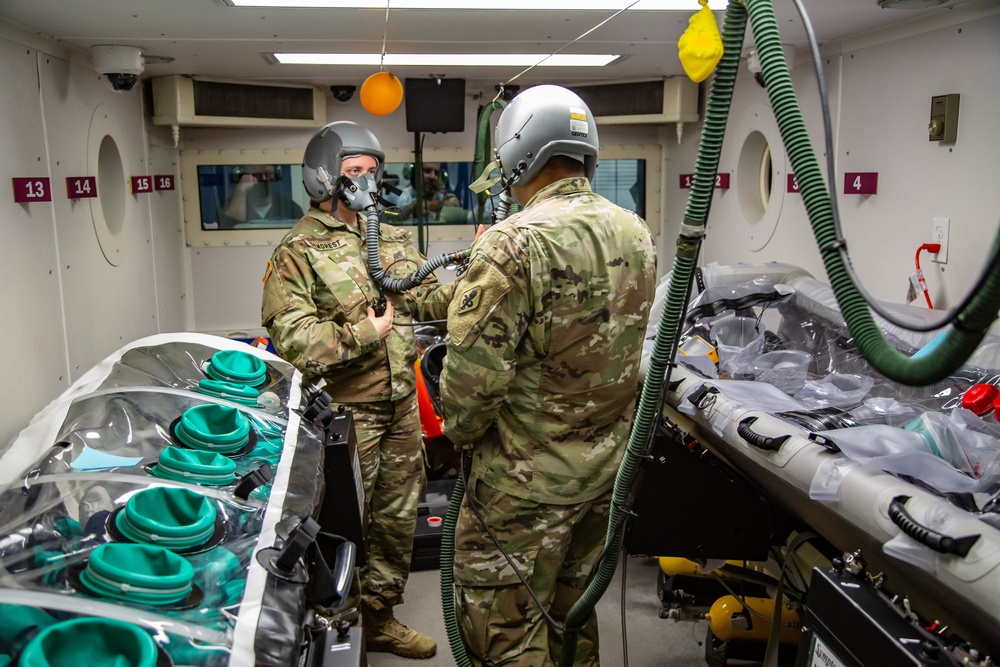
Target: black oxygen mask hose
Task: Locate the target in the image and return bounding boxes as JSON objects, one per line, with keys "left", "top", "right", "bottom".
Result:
{"left": 334, "top": 172, "right": 472, "bottom": 293}
{"left": 364, "top": 206, "right": 472, "bottom": 292}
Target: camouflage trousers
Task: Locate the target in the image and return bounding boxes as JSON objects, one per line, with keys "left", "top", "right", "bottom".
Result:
{"left": 452, "top": 476, "right": 613, "bottom": 666}
{"left": 337, "top": 392, "right": 426, "bottom": 623}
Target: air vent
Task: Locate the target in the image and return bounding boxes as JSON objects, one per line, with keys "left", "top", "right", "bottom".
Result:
{"left": 568, "top": 77, "right": 699, "bottom": 125}
{"left": 152, "top": 75, "right": 326, "bottom": 129}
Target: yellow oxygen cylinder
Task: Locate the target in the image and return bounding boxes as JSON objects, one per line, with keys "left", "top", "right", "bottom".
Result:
{"left": 704, "top": 595, "right": 801, "bottom": 644}
{"left": 658, "top": 557, "right": 743, "bottom": 577}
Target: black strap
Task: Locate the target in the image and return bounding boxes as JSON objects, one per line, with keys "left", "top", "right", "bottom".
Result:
{"left": 234, "top": 464, "right": 274, "bottom": 500}
{"left": 274, "top": 517, "right": 321, "bottom": 575}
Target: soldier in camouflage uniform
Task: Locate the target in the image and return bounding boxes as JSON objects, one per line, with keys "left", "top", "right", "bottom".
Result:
{"left": 440, "top": 86, "right": 657, "bottom": 666}
{"left": 261, "top": 121, "right": 443, "bottom": 659}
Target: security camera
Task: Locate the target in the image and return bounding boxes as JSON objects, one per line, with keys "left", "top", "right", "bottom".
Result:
{"left": 330, "top": 85, "right": 357, "bottom": 103}
{"left": 91, "top": 45, "right": 144, "bottom": 93}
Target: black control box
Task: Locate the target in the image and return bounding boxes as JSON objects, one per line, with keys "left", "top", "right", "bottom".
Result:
{"left": 411, "top": 478, "right": 455, "bottom": 571}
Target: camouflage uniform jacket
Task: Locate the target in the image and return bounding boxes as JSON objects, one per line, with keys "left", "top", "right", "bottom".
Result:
{"left": 441, "top": 178, "right": 656, "bottom": 505}
{"left": 262, "top": 207, "right": 454, "bottom": 403}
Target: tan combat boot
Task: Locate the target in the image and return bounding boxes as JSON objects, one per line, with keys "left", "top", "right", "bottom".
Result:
{"left": 365, "top": 616, "right": 437, "bottom": 659}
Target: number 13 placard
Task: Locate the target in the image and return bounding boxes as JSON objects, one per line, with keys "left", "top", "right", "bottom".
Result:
{"left": 12, "top": 177, "right": 52, "bottom": 203}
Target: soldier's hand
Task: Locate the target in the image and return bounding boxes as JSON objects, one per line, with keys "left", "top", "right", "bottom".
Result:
{"left": 473, "top": 224, "right": 486, "bottom": 244}
{"left": 367, "top": 300, "right": 395, "bottom": 340}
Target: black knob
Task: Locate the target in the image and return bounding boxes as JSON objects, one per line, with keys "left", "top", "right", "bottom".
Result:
{"left": 831, "top": 558, "right": 844, "bottom": 573}
{"left": 336, "top": 619, "right": 350, "bottom": 639}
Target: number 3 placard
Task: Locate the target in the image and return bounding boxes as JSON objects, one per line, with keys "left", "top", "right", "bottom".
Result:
{"left": 12, "top": 177, "right": 52, "bottom": 203}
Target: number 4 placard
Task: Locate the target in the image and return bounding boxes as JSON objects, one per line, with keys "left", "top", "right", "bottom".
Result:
{"left": 844, "top": 172, "right": 878, "bottom": 195}
{"left": 12, "top": 177, "right": 52, "bottom": 203}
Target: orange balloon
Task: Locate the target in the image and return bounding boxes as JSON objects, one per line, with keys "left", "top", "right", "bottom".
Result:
{"left": 360, "top": 72, "right": 403, "bottom": 116}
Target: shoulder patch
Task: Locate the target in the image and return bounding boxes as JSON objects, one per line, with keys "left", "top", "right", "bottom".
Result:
{"left": 262, "top": 259, "right": 273, "bottom": 286}
{"left": 457, "top": 286, "right": 482, "bottom": 314}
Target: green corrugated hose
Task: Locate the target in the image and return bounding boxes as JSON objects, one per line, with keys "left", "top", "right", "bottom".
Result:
{"left": 558, "top": 3, "right": 749, "bottom": 664}
{"left": 473, "top": 99, "right": 507, "bottom": 225}
{"left": 744, "top": 0, "right": 1000, "bottom": 386}
{"left": 440, "top": 472, "right": 470, "bottom": 666}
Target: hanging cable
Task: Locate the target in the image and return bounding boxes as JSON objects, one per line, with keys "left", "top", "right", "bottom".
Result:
{"left": 379, "top": 0, "right": 390, "bottom": 71}
{"left": 498, "top": 0, "right": 642, "bottom": 89}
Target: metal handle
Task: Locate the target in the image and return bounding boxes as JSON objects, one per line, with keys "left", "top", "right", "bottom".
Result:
{"left": 737, "top": 416, "right": 790, "bottom": 452}
{"left": 888, "top": 495, "right": 980, "bottom": 557}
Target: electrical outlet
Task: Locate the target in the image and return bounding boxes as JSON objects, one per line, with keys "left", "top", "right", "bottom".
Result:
{"left": 930, "top": 217, "right": 949, "bottom": 264}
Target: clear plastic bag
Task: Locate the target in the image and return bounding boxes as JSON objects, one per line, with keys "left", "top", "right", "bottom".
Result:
{"left": 710, "top": 316, "right": 765, "bottom": 379}
{"left": 794, "top": 372, "right": 875, "bottom": 409}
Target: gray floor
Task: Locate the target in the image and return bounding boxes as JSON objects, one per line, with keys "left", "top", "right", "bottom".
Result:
{"left": 370, "top": 556, "right": 708, "bottom": 667}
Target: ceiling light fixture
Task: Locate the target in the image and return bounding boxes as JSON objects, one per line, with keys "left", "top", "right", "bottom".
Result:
{"left": 272, "top": 53, "right": 621, "bottom": 67}
{"left": 876, "top": 0, "right": 947, "bottom": 7}
{"left": 229, "top": 0, "right": 727, "bottom": 10}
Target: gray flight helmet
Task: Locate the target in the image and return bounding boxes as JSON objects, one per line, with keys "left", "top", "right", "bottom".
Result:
{"left": 302, "top": 121, "right": 386, "bottom": 203}
{"left": 494, "top": 85, "right": 599, "bottom": 189}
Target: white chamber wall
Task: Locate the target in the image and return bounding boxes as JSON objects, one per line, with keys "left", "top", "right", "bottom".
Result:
{"left": 665, "top": 10, "right": 1000, "bottom": 311}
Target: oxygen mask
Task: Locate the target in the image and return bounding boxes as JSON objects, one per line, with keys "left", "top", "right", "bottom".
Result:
{"left": 338, "top": 173, "right": 380, "bottom": 211}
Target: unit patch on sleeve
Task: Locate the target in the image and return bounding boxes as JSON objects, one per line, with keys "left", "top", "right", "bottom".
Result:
{"left": 458, "top": 286, "right": 481, "bottom": 314}
{"left": 262, "top": 259, "right": 273, "bottom": 286}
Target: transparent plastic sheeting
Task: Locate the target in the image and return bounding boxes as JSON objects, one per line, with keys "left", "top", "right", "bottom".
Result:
{"left": 0, "top": 476, "right": 263, "bottom": 665}
{"left": 25, "top": 389, "right": 287, "bottom": 482}
{"left": 0, "top": 599, "right": 231, "bottom": 666}
{"left": 664, "top": 263, "right": 1000, "bottom": 502}
{"left": 0, "top": 334, "right": 329, "bottom": 666}
{"left": 1, "top": 334, "right": 296, "bottom": 486}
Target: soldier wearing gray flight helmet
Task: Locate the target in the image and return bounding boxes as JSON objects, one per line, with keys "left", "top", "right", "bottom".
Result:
{"left": 262, "top": 120, "right": 444, "bottom": 660}
{"left": 440, "top": 85, "right": 657, "bottom": 665}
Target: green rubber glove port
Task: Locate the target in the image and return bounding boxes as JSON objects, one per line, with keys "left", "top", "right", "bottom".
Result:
{"left": 152, "top": 447, "right": 237, "bottom": 486}
{"left": 205, "top": 349, "right": 266, "bottom": 386}
{"left": 175, "top": 404, "right": 250, "bottom": 454}
{"left": 81, "top": 542, "right": 195, "bottom": 606}
{"left": 19, "top": 618, "right": 158, "bottom": 667}
{"left": 115, "top": 487, "right": 217, "bottom": 551}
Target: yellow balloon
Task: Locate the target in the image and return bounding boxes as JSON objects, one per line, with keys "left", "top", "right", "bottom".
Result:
{"left": 360, "top": 72, "right": 403, "bottom": 116}
{"left": 678, "top": 0, "right": 724, "bottom": 83}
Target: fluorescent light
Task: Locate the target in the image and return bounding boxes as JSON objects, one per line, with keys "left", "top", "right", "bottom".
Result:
{"left": 273, "top": 53, "right": 621, "bottom": 67}
{"left": 230, "top": 1, "right": 727, "bottom": 10}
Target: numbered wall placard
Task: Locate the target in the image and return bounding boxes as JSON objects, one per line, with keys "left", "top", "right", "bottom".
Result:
{"left": 787, "top": 174, "right": 800, "bottom": 193}
{"left": 12, "top": 177, "right": 52, "bottom": 203}
{"left": 679, "top": 173, "right": 730, "bottom": 189}
{"left": 66, "top": 176, "right": 97, "bottom": 199}
{"left": 131, "top": 176, "right": 153, "bottom": 194}
{"left": 844, "top": 172, "right": 878, "bottom": 195}
{"left": 154, "top": 175, "right": 176, "bottom": 191}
